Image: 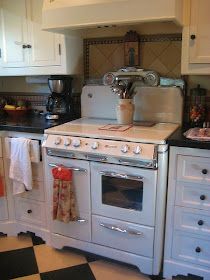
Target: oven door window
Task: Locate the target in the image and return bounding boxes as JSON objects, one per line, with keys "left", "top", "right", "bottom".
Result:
{"left": 102, "top": 175, "right": 143, "bottom": 211}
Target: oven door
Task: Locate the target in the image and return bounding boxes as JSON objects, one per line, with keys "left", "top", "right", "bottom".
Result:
{"left": 91, "top": 162, "right": 157, "bottom": 226}
{"left": 45, "top": 156, "right": 91, "bottom": 242}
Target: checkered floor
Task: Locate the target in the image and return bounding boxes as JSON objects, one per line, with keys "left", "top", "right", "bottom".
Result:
{"left": 0, "top": 233, "right": 152, "bottom": 280}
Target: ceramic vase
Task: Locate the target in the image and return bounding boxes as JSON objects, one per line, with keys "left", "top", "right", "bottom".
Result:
{"left": 116, "top": 99, "right": 134, "bottom": 125}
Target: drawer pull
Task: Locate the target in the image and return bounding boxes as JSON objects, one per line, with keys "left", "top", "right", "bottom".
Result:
{"left": 190, "top": 34, "right": 196, "bottom": 40}
{"left": 202, "top": 169, "right": 208, "bottom": 175}
{"left": 198, "top": 220, "right": 204, "bottom": 226}
{"left": 27, "top": 209, "right": 32, "bottom": 214}
{"left": 76, "top": 218, "right": 86, "bottom": 223}
{"left": 99, "top": 223, "right": 143, "bottom": 236}
{"left": 195, "top": 247, "right": 201, "bottom": 253}
{"left": 200, "top": 195, "right": 206, "bottom": 201}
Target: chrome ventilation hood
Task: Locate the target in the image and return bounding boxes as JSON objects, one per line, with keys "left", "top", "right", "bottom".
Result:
{"left": 42, "top": 0, "right": 183, "bottom": 33}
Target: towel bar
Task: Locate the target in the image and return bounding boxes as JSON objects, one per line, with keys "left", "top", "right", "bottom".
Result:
{"left": 48, "top": 163, "right": 87, "bottom": 173}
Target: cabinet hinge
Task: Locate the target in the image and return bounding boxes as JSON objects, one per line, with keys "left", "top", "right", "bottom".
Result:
{"left": 58, "top": 44, "right": 61, "bottom": 55}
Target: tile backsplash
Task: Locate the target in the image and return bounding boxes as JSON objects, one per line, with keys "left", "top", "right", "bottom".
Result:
{"left": 84, "top": 33, "right": 182, "bottom": 80}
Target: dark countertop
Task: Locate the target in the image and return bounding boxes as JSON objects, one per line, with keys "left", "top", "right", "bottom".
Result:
{"left": 167, "top": 126, "right": 210, "bottom": 150}
{"left": 0, "top": 113, "right": 76, "bottom": 134}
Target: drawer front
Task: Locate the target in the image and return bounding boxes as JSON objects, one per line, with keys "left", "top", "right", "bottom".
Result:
{"left": 175, "top": 182, "right": 210, "bottom": 210}
{"left": 15, "top": 198, "right": 46, "bottom": 226}
{"left": 52, "top": 212, "right": 91, "bottom": 242}
{"left": 177, "top": 155, "right": 210, "bottom": 185}
{"left": 172, "top": 232, "right": 210, "bottom": 267}
{"left": 20, "top": 180, "right": 45, "bottom": 202}
{"left": 174, "top": 206, "right": 210, "bottom": 237}
{"left": 92, "top": 215, "right": 154, "bottom": 257}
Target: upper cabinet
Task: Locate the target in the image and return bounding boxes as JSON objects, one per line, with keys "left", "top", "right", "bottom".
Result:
{"left": 0, "top": 0, "right": 82, "bottom": 76}
{"left": 42, "top": 0, "right": 183, "bottom": 33}
{"left": 181, "top": 0, "right": 210, "bottom": 74}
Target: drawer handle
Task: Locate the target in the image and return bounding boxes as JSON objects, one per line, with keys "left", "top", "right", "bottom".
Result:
{"left": 202, "top": 169, "right": 208, "bottom": 175}
{"left": 99, "top": 223, "right": 143, "bottom": 236}
{"left": 190, "top": 34, "right": 196, "bottom": 40}
{"left": 76, "top": 218, "right": 86, "bottom": 223}
{"left": 198, "top": 220, "right": 204, "bottom": 226}
{"left": 195, "top": 247, "right": 201, "bottom": 253}
{"left": 27, "top": 209, "right": 32, "bottom": 214}
{"left": 200, "top": 195, "right": 206, "bottom": 201}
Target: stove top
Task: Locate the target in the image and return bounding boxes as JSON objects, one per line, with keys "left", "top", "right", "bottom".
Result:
{"left": 44, "top": 117, "right": 179, "bottom": 145}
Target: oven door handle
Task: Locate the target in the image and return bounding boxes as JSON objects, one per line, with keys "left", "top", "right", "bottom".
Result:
{"left": 48, "top": 163, "right": 87, "bottom": 173}
{"left": 100, "top": 223, "right": 143, "bottom": 236}
{"left": 118, "top": 159, "right": 154, "bottom": 168}
{"left": 99, "top": 171, "right": 143, "bottom": 181}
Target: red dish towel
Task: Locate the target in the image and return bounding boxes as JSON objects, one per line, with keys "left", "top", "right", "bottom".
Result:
{"left": 0, "top": 176, "right": 4, "bottom": 197}
{"left": 52, "top": 166, "right": 78, "bottom": 223}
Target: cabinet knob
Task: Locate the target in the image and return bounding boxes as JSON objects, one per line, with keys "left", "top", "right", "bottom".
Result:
{"left": 22, "top": 45, "right": 27, "bottom": 49}
{"left": 190, "top": 34, "right": 196, "bottom": 40}
{"left": 198, "top": 220, "right": 204, "bottom": 226}
{"left": 195, "top": 247, "right": 201, "bottom": 253}
{"left": 202, "top": 169, "right": 208, "bottom": 175}
{"left": 27, "top": 44, "right": 32, "bottom": 49}
{"left": 27, "top": 209, "right": 32, "bottom": 214}
{"left": 200, "top": 195, "right": 206, "bottom": 201}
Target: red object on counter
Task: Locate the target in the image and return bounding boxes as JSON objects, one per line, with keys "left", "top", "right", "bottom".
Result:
{"left": 0, "top": 176, "right": 4, "bottom": 197}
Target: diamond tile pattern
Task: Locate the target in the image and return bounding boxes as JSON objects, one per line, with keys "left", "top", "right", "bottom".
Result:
{"left": 0, "top": 233, "right": 151, "bottom": 280}
{"left": 88, "top": 40, "right": 181, "bottom": 79}
{"left": 0, "top": 233, "right": 200, "bottom": 280}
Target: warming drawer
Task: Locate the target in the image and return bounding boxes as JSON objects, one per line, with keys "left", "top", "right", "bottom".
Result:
{"left": 92, "top": 215, "right": 154, "bottom": 257}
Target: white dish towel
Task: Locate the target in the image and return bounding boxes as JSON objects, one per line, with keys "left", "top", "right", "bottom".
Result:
{"left": 9, "top": 138, "right": 33, "bottom": 195}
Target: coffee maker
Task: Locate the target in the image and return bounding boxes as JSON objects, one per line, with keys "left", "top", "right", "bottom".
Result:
{"left": 46, "top": 76, "right": 73, "bottom": 120}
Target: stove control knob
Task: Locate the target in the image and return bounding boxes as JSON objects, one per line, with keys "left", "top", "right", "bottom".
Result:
{"left": 121, "top": 144, "right": 129, "bottom": 153}
{"left": 91, "top": 141, "right": 99, "bottom": 150}
{"left": 54, "top": 137, "right": 61, "bottom": 145}
{"left": 133, "top": 146, "right": 142, "bottom": 155}
{"left": 72, "top": 139, "right": 81, "bottom": 148}
{"left": 64, "top": 138, "right": 71, "bottom": 146}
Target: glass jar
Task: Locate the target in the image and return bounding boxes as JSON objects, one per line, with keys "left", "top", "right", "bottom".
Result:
{"left": 189, "top": 84, "right": 207, "bottom": 127}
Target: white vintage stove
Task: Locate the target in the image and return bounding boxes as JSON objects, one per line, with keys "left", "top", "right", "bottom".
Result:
{"left": 43, "top": 84, "right": 183, "bottom": 276}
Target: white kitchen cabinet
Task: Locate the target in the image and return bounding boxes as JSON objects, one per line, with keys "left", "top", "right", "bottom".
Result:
{"left": 163, "top": 146, "right": 210, "bottom": 280}
{"left": 0, "top": 132, "right": 49, "bottom": 242}
{"left": 0, "top": 0, "right": 82, "bottom": 75}
{"left": 181, "top": 0, "right": 210, "bottom": 74}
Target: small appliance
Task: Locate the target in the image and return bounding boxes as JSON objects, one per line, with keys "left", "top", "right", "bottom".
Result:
{"left": 46, "top": 76, "right": 73, "bottom": 120}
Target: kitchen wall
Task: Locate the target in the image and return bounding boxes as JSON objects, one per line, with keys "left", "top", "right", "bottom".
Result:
{"left": 0, "top": 21, "right": 210, "bottom": 122}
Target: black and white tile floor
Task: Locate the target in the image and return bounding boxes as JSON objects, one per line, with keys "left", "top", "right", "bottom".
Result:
{"left": 0, "top": 233, "right": 152, "bottom": 280}
{"left": 0, "top": 233, "right": 202, "bottom": 280}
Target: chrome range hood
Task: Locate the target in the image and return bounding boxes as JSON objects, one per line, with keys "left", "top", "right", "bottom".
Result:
{"left": 42, "top": 0, "right": 183, "bottom": 33}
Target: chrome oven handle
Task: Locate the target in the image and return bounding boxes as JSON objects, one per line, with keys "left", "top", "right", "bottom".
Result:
{"left": 118, "top": 159, "right": 153, "bottom": 168}
{"left": 100, "top": 223, "right": 143, "bottom": 236}
{"left": 99, "top": 171, "right": 143, "bottom": 181}
{"left": 48, "top": 163, "right": 87, "bottom": 173}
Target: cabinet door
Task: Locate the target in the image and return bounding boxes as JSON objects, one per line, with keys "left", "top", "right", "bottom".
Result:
{"left": 0, "top": 0, "right": 29, "bottom": 67}
{"left": 189, "top": 0, "right": 210, "bottom": 63}
{"left": 28, "top": 0, "right": 61, "bottom": 67}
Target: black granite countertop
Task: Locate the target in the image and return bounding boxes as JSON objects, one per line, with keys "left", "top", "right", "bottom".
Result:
{"left": 167, "top": 126, "right": 210, "bottom": 150}
{"left": 0, "top": 113, "right": 76, "bottom": 134}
